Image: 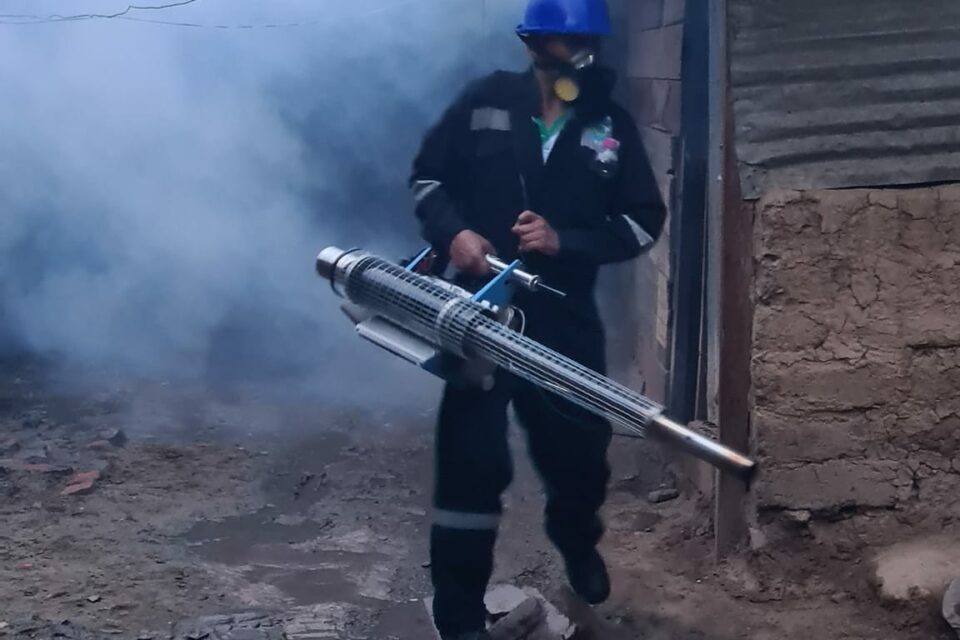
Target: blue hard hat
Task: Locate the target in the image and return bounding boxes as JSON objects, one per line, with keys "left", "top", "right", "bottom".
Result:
{"left": 516, "top": 0, "right": 611, "bottom": 37}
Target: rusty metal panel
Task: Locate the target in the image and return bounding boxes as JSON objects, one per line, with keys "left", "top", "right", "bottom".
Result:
{"left": 729, "top": 0, "right": 960, "bottom": 198}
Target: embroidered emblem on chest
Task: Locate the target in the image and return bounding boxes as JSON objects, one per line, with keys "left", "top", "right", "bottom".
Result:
{"left": 580, "top": 116, "right": 620, "bottom": 178}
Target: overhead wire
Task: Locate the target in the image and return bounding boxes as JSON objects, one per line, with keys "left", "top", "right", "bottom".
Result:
{"left": 0, "top": 0, "right": 430, "bottom": 28}
{"left": 0, "top": 0, "right": 199, "bottom": 24}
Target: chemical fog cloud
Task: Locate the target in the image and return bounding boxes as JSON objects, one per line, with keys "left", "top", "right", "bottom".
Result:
{"left": 0, "top": 0, "right": 525, "bottom": 403}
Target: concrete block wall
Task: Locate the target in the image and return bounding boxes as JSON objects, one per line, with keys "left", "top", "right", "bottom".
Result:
{"left": 751, "top": 186, "right": 960, "bottom": 518}
{"left": 624, "top": 0, "right": 685, "bottom": 402}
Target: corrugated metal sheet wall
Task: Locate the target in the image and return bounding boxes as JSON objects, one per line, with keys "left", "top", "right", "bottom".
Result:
{"left": 729, "top": 0, "right": 960, "bottom": 198}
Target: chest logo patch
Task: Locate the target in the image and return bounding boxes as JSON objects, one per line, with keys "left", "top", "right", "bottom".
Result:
{"left": 580, "top": 116, "right": 620, "bottom": 178}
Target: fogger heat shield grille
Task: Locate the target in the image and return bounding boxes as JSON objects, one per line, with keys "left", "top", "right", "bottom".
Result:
{"left": 338, "top": 253, "right": 662, "bottom": 437}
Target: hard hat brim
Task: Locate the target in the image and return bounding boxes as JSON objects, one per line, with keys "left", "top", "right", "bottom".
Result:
{"left": 516, "top": 24, "right": 611, "bottom": 37}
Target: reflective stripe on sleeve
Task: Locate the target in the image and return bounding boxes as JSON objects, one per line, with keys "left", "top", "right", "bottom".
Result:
{"left": 470, "top": 107, "right": 511, "bottom": 132}
{"left": 413, "top": 179, "right": 442, "bottom": 203}
{"left": 622, "top": 215, "right": 654, "bottom": 249}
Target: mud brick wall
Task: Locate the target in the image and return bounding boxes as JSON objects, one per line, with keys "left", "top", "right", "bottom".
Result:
{"left": 751, "top": 186, "right": 960, "bottom": 516}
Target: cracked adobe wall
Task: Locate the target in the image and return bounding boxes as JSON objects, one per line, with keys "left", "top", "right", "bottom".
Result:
{"left": 751, "top": 186, "right": 960, "bottom": 518}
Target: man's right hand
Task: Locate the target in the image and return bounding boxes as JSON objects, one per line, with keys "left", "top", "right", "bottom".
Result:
{"left": 449, "top": 229, "right": 495, "bottom": 276}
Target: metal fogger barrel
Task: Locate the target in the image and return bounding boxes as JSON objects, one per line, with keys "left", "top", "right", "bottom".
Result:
{"left": 317, "top": 247, "right": 755, "bottom": 480}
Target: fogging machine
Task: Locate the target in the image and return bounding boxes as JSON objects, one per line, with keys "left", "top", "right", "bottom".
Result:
{"left": 316, "top": 246, "right": 755, "bottom": 479}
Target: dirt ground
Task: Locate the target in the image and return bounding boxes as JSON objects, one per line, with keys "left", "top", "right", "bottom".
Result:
{"left": 0, "top": 357, "right": 952, "bottom": 639}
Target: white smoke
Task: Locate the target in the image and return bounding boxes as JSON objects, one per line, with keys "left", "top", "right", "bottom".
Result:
{"left": 0, "top": 0, "right": 527, "bottom": 403}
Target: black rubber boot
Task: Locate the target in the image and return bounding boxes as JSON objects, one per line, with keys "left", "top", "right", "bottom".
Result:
{"left": 564, "top": 547, "right": 611, "bottom": 605}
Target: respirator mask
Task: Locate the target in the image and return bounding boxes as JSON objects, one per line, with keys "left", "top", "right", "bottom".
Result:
{"left": 529, "top": 38, "right": 615, "bottom": 117}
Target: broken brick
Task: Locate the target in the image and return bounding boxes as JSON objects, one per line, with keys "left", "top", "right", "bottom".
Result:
{"left": 61, "top": 470, "right": 101, "bottom": 496}
{"left": 944, "top": 578, "right": 960, "bottom": 636}
{"left": 172, "top": 612, "right": 285, "bottom": 640}
{"left": 784, "top": 510, "right": 812, "bottom": 525}
{"left": 0, "top": 459, "right": 69, "bottom": 474}
{"left": 18, "top": 445, "right": 49, "bottom": 464}
{"left": 0, "top": 437, "right": 20, "bottom": 455}
{"left": 489, "top": 598, "right": 545, "bottom": 640}
{"left": 647, "top": 487, "right": 680, "bottom": 504}
{"left": 98, "top": 428, "right": 127, "bottom": 447}
{"left": 87, "top": 440, "right": 113, "bottom": 452}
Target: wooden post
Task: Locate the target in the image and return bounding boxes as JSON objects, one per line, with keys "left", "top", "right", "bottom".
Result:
{"left": 707, "top": 0, "right": 752, "bottom": 559}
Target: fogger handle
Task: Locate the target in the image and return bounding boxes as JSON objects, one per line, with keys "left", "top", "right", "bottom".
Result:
{"left": 484, "top": 255, "right": 566, "bottom": 299}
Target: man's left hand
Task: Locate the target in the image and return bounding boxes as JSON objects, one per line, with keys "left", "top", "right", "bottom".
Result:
{"left": 512, "top": 211, "right": 560, "bottom": 256}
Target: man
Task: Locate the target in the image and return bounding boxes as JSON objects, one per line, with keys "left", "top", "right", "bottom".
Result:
{"left": 409, "top": 1, "right": 666, "bottom": 638}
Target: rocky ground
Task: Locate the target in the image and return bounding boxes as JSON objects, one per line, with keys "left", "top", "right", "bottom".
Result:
{"left": 0, "top": 357, "right": 955, "bottom": 639}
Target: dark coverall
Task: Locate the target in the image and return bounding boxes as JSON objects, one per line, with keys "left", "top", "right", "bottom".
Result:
{"left": 409, "top": 68, "right": 666, "bottom": 636}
